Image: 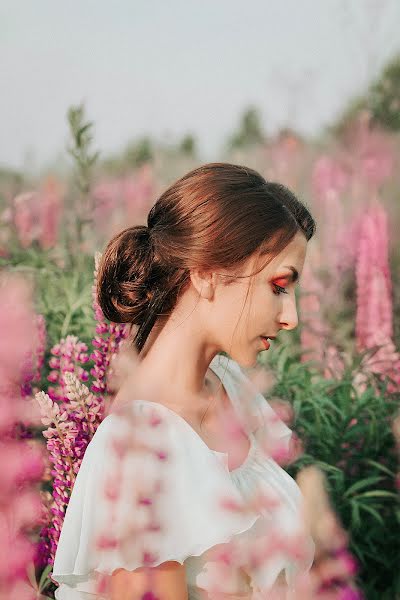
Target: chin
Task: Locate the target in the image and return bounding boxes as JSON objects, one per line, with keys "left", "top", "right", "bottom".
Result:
{"left": 228, "top": 350, "right": 259, "bottom": 370}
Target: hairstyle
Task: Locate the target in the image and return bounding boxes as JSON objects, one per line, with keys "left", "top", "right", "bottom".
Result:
{"left": 96, "top": 162, "right": 316, "bottom": 354}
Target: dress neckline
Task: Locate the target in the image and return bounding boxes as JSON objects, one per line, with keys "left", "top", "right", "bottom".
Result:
{"left": 109, "top": 355, "right": 256, "bottom": 474}
{"left": 127, "top": 398, "right": 256, "bottom": 475}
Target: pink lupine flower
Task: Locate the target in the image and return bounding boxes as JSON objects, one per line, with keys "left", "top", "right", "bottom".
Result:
{"left": 310, "top": 155, "right": 352, "bottom": 292}
{"left": 63, "top": 371, "right": 104, "bottom": 433}
{"left": 311, "top": 155, "right": 349, "bottom": 202}
{"left": 91, "top": 178, "right": 122, "bottom": 236}
{"left": 18, "top": 314, "right": 48, "bottom": 413}
{"left": 264, "top": 132, "right": 304, "bottom": 189}
{"left": 0, "top": 275, "right": 45, "bottom": 598}
{"left": 32, "top": 314, "right": 46, "bottom": 383}
{"left": 38, "top": 176, "right": 63, "bottom": 250}
{"left": 12, "top": 192, "right": 40, "bottom": 248}
{"left": 46, "top": 335, "right": 90, "bottom": 401}
{"left": 357, "top": 127, "right": 395, "bottom": 191}
{"left": 11, "top": 178, "right": 63, "bottom": 251}
{"left": 35, "top": 368, "right": 104, "bottom": 564}
{"left": 355, "top": 200, "right": 400, "bottom": 392}
{"left": 123, "top": 163, "right": 156, "bottom": 222}
{"left": 299, "top": 261, "right": 331, "bottom": 368}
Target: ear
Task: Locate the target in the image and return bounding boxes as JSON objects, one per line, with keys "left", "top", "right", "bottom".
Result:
{"left": 189, "top": 269, "right": 217, "bottom": 300}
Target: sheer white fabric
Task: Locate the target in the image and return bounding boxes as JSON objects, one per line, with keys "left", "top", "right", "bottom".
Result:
{"left": 51, "top": 354, "right": 314, "bottom": 599}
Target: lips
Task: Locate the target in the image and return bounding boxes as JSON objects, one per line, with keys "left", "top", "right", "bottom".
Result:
{"left": 260, "top": 336, "right": 271, "bottom": 350}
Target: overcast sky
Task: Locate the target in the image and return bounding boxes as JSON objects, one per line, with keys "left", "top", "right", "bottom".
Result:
{"left": 1, "top": 0, "right": 399, "bottom": 172}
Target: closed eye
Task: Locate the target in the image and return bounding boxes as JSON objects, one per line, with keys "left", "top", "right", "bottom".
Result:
{"left": 272, "top": 283, "right": 288, "bottom": 295}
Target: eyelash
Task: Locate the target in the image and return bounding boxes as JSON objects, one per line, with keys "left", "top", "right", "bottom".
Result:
{"left": 272, "top": 283, "right": 288, "bottom": 295}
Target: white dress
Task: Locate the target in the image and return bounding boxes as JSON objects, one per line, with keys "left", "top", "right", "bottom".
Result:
{"left": 51, "top": 354, "right": 315, "bottom": 599}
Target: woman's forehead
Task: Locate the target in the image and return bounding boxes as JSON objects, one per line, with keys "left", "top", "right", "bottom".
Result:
{"left": 253, "top": 233, "right": 307, "bottom": 276}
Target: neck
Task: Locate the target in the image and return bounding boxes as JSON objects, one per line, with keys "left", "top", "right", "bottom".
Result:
{"left": 133, "top": 315, "right": 225, "bottom": 411}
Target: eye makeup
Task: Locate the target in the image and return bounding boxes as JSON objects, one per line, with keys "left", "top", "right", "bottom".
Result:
{"left": 270, "top": 266, "right": 300, "bottom": 296}
{"left": 282, "top": 266, "right": 300, "bottom": 284}
{"left": 271, "top": 268, "right": 300, "bottom": 288}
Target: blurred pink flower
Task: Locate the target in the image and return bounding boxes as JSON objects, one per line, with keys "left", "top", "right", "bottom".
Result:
{"left": 299, "top": 262, "right": 330, "bottom": 367}
{"left": 12, "top": 192, "right": 40, "bottom": 248}
{"left": 311, "top": 156, "right": 349, "bottom": 201}
{"left": 0, "top": 275, "right": 45, "bottom": 597}
{"left": 123, "top": 163, "right": 155, "bottom": 222}
{"left": 38, "top": 176, "right": 63, "bottom": 249}
{"left": 355, "top": 199, "right": 400, "bottom": 392}
{"left": 12, "top": 177, "right": 64, "bottom": 250}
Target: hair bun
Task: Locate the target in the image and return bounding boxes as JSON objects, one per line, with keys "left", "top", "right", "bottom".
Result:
{"left": 96, "top": 225, "right": 154, "bottom": 324}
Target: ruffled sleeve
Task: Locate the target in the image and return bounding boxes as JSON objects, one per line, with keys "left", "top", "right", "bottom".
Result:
{"left": 51, "top": 399, "right": 260, "bottom": 594}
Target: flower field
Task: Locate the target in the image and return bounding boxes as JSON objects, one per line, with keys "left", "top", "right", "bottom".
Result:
{"left": 1, "top": 103, "right": 400, "bottom": 599}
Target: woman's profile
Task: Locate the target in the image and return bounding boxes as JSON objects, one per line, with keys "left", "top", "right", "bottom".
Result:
{"left": 51, "top": 162, "right": 318, "bottom": 599}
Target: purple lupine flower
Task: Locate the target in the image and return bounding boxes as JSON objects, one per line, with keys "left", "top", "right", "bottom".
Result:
{"left": 18, "top": 313, "right": 46, "bottom": 402}
{"left": 35, "top": 355, "right": 105, "bottom": 565}
{"left": 35, "top": 374, "right": 103, "bottom": 564}
{"left": 46, "top": 335, "right": 90, "bottom": 402}
{"left": 32, "top": 314, "right": 47, "bottom": 383}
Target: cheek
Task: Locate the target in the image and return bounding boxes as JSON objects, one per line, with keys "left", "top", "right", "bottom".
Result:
{"left": 240, "top": 289, "right": 272, "bottom": 328}
{"left": 218, "top": 287, "right": 251, "bottom": 329}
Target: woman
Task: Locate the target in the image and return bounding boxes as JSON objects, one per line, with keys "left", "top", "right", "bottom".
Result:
{"left": 51, "top": 162, "right": 317, "bottom": 599}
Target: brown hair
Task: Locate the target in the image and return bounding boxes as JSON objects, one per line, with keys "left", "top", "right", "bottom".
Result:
{"left": 96, "top": 162, "right": 316, "bottom": 354}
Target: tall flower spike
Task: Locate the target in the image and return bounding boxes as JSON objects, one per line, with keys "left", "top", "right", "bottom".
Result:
{"left": 36, "top": 364, "right": 106, "bottom": 565}
{"left": 299, "top": 261, "right": 330, "bottom": 368}
{"left": 47, "top": 335, "right": 90, "bottom": 402}
{"left": 63, "top": 371, "right": 104, "bottom": 438}
{"left": 35, "top": 389, "right": 79, "bottom": 563}
{"left": 0, "top": 275, "right": 45, "bottom": 598}
{"left": 355, "top": 199, "right": 400, "bottom": 393}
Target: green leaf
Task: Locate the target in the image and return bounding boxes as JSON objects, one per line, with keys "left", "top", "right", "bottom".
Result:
{"left": 39, "top": 563, "right": 54, "bottom": 592}
{"left": 358, "top": 502, "right": 385, "bottom": 526}
{"left": 344, "top": 476, "right": 383, "bottom": 498}
{"left": 364, "top": 458, "right": 397, "bottom": 478}
{"left": 355, "top": 490, "right": 399, "bottom": 500}
{"left": 350, "top": 499, "right": 361, "bottom": 528}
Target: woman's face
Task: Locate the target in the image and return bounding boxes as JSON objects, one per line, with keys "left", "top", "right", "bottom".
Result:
{"left": 212, "top": 231, "right": 308, "bottom": 367}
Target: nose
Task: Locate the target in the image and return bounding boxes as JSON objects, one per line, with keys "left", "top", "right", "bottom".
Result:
{"left": 278, "top": 293, "right": 299, "bottom": 331}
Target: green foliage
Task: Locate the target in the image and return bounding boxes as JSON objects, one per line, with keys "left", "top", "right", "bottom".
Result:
{"left": 123, "top": 136, "right": 153, "bottom": 167}
{"left": 66, "top": 103, "right": 100, "bottom": 260}
{"left": 0, "top": 246, "right": 95, "bottom": 373}
{"left": 26, "top": 561, "right": 56, "bottom": 599}
{"left": 6, "top": 235, "right": 400, "bottom": 598}
{"left": 327, "top": 95, "right": 368, "bottom": 138}
{"left": 179, "top": 133, "right": 197, "bottom": 157}
{"left": 67, "top": 104, "right": 100, "bottom": 196}
{"left": 369, "top": 54, "right": 400, "bottom": 131}
{"left": 263, "top": 343, "right": 400, "bottom": 599}
{"left": 226, "top": 106, "right": 266, "bottom": 151}
{"left": 329, "top": 52, "right": 400, "bottom": 136}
